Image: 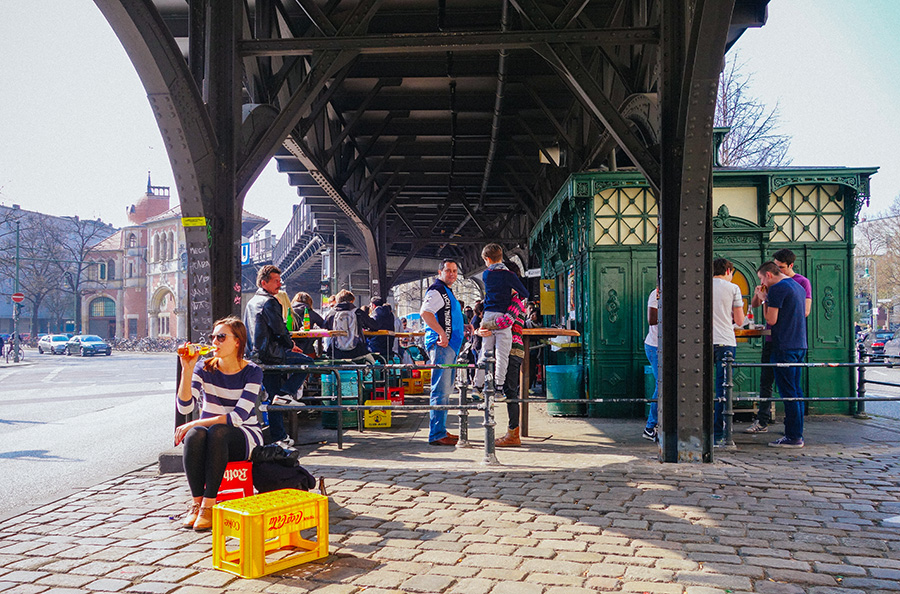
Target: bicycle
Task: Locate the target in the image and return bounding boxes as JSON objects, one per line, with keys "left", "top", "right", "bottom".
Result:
{"left": 5, "top": 343, "right": 25, "bottom": 363}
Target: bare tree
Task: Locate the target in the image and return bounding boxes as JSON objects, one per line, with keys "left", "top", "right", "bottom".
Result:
{"left": 854, "top": 196, "right": 900, "bottom": 327}
{"left": 715, "top": 53, "right": 792, "bottom": 167}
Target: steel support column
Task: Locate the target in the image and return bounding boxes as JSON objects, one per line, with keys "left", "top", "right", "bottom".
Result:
{"left": 93, "top": 0, "right": 222, "bottom": 340}
{"left": 658, "top": 0, "right": 736, "bottom": 462}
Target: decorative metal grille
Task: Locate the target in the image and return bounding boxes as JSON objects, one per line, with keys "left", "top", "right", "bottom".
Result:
{"left": 769, "top": 184, "right": 844, "bottom": 243}
{"left": 593, "top": 187, "right": 658, "bottom": 246}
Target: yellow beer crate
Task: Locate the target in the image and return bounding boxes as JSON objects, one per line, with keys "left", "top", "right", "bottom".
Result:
{"left": 212, "top": 489, "right": 329, "bottom": 578}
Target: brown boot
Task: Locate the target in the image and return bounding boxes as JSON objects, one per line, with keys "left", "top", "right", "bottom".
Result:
{"left": 495, "top": 427, "right": 521, "bottom": 447}
{"left": 182, "top": 501, "right": 201, "bottom": 528}
{"left": 193, "top": 506, "right": 214, "bottom": 531}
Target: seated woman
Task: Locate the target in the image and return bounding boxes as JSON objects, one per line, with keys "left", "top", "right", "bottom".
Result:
{"left": 290, "top": 291, "right": 326, "bottom": 356}
{"left": 175, "top": 316, "right": 263, "bottom": 531}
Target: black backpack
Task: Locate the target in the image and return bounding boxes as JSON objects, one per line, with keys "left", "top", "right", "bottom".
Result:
{"left": 250, "top": 444, "right": 317, "bottom": 492}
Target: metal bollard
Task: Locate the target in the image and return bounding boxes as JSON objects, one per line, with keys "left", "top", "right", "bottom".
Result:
{"left": 855, "top": 343, "right": 869, "bottom": 419}
{"left": 482, "top": 350, "right": 499, "bottom": 465}
{"left": 721, "top": 351, "right": 736, "bottom": 449}
{"left": 455, "top": 349, "right": 471, "bottom": 447}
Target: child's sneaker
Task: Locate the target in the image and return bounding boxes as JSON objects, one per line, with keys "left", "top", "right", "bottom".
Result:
{"left": 642, "top": 426, "right": 657, "bottom": 441}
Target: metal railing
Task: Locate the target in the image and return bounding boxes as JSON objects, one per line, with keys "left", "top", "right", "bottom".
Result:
{"left": 719, "top": 347, "right": 900, "bottom": 447}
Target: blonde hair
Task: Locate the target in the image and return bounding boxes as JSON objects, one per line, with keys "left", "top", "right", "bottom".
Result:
{"left": 275, "top": 290, "right": 292, "bottom": 319}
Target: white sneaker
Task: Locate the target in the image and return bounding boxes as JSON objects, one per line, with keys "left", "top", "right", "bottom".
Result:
{"left": 276, "top": 437, "right": 294, "bottom": 448}
{"left": 744, "top": 420, "right": 768, "bottom": 434}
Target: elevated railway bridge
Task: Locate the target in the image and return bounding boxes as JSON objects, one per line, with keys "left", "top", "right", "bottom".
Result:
{"left": 94, "top": 0, "right": 770, "bottom": 461}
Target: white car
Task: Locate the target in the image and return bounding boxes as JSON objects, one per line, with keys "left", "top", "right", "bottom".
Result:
{"left": 37, "top": 334, "right": 70, "bottom": 355}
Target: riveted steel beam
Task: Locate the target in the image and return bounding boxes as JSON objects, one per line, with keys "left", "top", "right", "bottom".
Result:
{"left": 658, "top": 0, "right": 737, "bottom": 463}
{"left": 239, "top": 27, "right": 659, "bottom": 57}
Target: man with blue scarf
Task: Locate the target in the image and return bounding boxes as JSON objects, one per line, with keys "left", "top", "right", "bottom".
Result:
{"left": 420, "top": 259, "right": 471, "bottom": 445}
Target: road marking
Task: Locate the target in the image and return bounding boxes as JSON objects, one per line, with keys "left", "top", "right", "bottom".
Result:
{"left": 41, "top": 367, "right": 64, "bottom": 383}
{"left": 0, "top": 371, "right": 15, "bottom": 383}
{"left": 870, "top": 370, "right": 888, "bottom": 377}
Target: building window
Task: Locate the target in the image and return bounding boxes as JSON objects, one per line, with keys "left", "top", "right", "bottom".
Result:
{"left": 97, "top": 263, "right": 107, "bottom": 281}
{"left": 128, "top": 233, "right": 137, "bottom": 248}
{"left": 128, "top": 263, "right": 134, "bottom": 278}
{"left": 159, "top": 315, "right": 170, "bottom": 336}
{"left": 107, "top": 260, "right": 115, "bottom": 280}
{"left": 90, "top": 297, "right": 116, "bottom": 317}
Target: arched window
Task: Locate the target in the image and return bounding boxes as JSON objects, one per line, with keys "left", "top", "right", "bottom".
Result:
{"left": 152, "top": 234, "right": 159, "bottom": 262}
{"left": 90, "top": 297, "right": 116, "bottom": 318}
{"left": 168, "top": 231, "right": 175, "bottom": 260}
{"left": 128, "top": 233, "right": 137, "bottom": 248}
{"left": 98, "top": 263, "right": 107, "bottom": 281}
{"left": 107, "top": 260, "right": 115, "bottom": 280}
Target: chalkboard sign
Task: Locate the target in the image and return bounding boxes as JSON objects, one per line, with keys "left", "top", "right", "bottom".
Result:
{"left": 184, "top": 225, "right": 212, "bottom": 341}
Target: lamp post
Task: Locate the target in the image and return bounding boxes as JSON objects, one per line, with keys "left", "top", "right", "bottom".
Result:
{"left": 863, "top": 257, "right": 878, "bottom": 330}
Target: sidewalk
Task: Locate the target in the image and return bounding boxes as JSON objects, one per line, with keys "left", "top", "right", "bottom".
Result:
{"left": 2, "top": 405, "right": 900, "bottom": 593}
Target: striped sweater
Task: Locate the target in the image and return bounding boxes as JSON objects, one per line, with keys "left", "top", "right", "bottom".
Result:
{"left": 177, "top": 360, "right": 264, "bottom": 458}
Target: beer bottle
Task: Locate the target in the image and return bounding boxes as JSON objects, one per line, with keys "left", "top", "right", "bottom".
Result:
{"left": 303, "top": 308, "right": 311, "bottom": 331}
{"left": 177, "top": 343, "right": 215, "bottom": 357}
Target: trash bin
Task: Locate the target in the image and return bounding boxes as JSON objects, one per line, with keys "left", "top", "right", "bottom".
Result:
{"left": 546, "top": 365, "right": 585, "bottom": 416}
{"left": 322, "top": 370, "right": 359, "bottom": 429}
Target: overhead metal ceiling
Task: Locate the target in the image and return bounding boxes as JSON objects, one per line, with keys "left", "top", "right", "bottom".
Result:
{"left": 149, "top": 0, "right": 768, "bottom": 291}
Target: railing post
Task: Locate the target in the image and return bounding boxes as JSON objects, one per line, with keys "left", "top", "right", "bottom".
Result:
{"left": 456, "top": 350, "right": 471, "bottom": 447}
{"left": 482, "top": 349, "right": 499, "bottom": 465}
{"left": 722, "top": 351, "right": 736, "bottom": 449}
{"left": 856, "top": 344, "right": 869, "bottom": 419}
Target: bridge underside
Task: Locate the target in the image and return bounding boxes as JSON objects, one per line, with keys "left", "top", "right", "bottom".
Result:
{"left": 95, "top": 0, "right": 768, "bottom": 462}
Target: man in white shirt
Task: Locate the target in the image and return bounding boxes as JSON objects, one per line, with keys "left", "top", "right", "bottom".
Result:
{"left": 712, "top": 258, "right": 745, "bottom": 445}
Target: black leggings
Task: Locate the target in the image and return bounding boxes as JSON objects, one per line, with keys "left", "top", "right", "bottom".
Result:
{"left": 182, "top": 424, "right": 247, "bottom": 499}
{"left": 504, "top": 355, "right": 522, "bottom": 430}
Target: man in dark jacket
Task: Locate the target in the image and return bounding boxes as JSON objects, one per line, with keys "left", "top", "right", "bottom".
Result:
{"left": 243, "top": 265, "right": 313, "bottom": 445}
{"left": 366, "top": 297, "right": 395, "bottom": 361}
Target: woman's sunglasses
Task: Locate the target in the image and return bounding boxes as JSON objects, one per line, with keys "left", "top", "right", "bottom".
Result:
{"left": 208, "top": 333, "right": 233, "bottom": 342}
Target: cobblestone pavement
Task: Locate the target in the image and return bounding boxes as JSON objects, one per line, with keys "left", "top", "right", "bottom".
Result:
{"left": 2, "top": 409, "right": 900, "bottom": 594}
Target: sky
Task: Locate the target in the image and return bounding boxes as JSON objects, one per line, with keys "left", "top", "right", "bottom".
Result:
{"left": 1, "top": 1, "right": 898, "bottom": 235}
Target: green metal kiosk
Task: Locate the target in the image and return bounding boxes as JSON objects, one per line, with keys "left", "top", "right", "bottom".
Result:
{"left": 530, "top": 166, "right": 877, "bottom": 418}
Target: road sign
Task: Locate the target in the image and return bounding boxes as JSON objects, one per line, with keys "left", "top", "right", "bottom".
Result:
{"left": 11, "top": 293, "right": 24, "bottom": 303}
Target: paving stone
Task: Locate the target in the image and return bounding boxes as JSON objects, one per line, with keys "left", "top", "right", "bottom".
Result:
{"left": 400, "top": 574, "right": 455, "bottom": 592}
{"left": 621, "top": 581, "right": 683, "bottom": 593}
{"left": 489, "top": 582, "right": 543, "bottom": 594}
{"left": 447, "top": 577, "right": 493, "bottom": 594}
{"left": 353, "top": 570, "right": 410, "bottom": 588}
{"left": 82, "top": 578, "right": 131, "bottom": 591}
{"left": 674, "top": 571, "right": 752, "bottom": 590}
{"left": 124, "top": 583, "right": 180, "bottom": 594}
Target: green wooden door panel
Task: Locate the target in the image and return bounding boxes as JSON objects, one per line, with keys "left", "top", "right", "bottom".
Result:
{"left": 594, "top": 260, "right": 629, "bottom": 349}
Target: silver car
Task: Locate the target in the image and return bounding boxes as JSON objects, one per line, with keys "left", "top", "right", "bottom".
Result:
{"left": 37, "top": 334, "right": 70, "bottom": 355}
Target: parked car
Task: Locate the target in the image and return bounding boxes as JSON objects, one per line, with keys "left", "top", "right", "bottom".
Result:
{"left": 65, "top": 335, "right": 112, "bottom": 357}
{"left": 883, "top": 335, "right": 900, "bottom": 360}
{"left": 37, "top": 334, "right": 70, "bottom": 355}
{"left": 863, "top": 330, "right": 895, "bottom": 358}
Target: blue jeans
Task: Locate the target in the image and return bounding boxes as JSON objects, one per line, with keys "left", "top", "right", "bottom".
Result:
{"left": 644, "top": 343, "right": 659, "bottom": 430}
{"left": 713, "top": 345, "right": 736, "bottom": 440}
{"left": 262, "top": 350, "right": 314, "bottom": 442}
{"left": 772, "top": 348, "right": 805, "bottom": 440}
{"left": 428, "top": 345, "right": 459, "bottom": 442}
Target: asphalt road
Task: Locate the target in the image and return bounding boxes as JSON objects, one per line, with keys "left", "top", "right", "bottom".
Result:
{"left": 0, "top": 349, "right": 176, "bottom": 517}
{"left": 863, "top": 363, "right": 900, "bottom": 421}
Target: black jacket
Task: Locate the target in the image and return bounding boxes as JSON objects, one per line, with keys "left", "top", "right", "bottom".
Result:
{"left": 243, "top": 288, "right": 293, "bottom": 363}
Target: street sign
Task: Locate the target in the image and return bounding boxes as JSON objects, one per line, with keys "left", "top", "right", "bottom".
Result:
{"left": 11, "top": 293, "right": 24, "bottom": 303}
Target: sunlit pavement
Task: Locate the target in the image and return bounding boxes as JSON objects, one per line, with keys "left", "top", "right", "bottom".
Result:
{"left": 2, "top": 406, "right": 900, "bottom": 593}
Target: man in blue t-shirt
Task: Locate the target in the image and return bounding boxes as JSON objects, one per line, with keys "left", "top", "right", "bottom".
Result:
{"left": 757, "top": 261, "right": 807, "bottom": 448}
